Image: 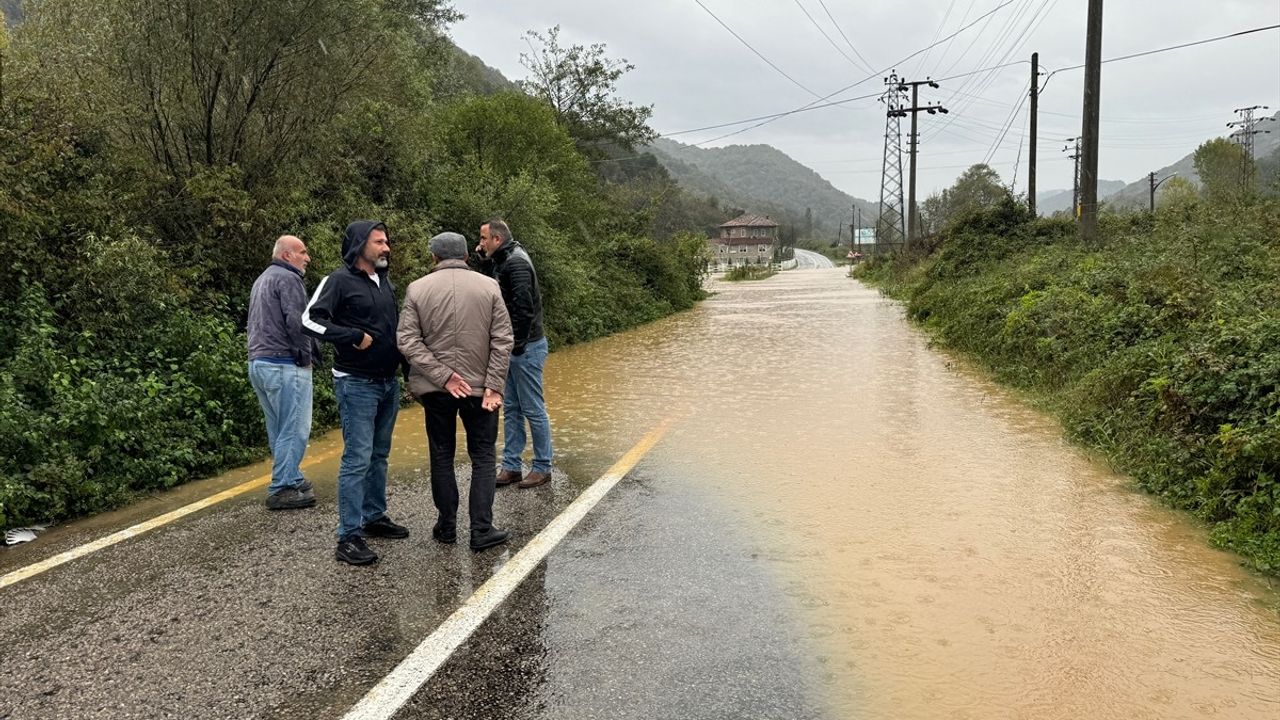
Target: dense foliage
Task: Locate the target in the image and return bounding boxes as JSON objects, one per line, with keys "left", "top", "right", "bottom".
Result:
{"left": 0, "top": 1, "right": 718, "bottom": 528}
{"left": 858, "top": 194, "right": 1280, "bottom": 574}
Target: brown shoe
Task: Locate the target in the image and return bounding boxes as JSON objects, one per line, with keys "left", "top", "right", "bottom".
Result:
{"left": 496, "top": 469, "right": 523, "bottom": 486}
{"left": 517, "top": 471, "right": 551, "bottom": 489}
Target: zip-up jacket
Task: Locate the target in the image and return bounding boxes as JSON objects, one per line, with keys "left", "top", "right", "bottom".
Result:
{"left": 247, "top": 260, "right": 318, "bottom": 366}
{"left": 302, "top": 220, "right": 403, "bottom": 379}
{"left": 397, "top": 259, "right": 513, "bottom": 398}
{"left": 480, "top": 239, "right": 544, "bottom": 356}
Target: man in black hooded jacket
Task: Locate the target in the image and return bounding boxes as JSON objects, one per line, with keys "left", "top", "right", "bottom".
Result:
{"left": 302, "top": 220, "right": 409, "bottom": 566}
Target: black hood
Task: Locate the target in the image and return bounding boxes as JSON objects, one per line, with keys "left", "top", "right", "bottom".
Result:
{"left": 341, "top": 220, "right": 388, "bottom": 269}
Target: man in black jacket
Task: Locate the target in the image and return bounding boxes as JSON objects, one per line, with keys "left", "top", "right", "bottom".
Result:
{"left": 247, "top": 235, "right": 318, "bottom": 511}
{"left": 302, "top": 220, "right": 409, "bottom": 566}
{"left": 477, "top": 218, "right": 554, "bottom": 489}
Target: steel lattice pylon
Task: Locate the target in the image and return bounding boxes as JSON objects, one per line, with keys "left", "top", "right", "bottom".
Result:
{"left": 878, "top": 74, "right": 907, "bottom": 252}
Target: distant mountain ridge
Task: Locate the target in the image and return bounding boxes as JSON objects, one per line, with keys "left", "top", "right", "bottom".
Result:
{"left": 646, "top": 138, "right": 877, "bottom": 236}
{"left": 1036, "top": 180, "right": 1126, "bottom": 216}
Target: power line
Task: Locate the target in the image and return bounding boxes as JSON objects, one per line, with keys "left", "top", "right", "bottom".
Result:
{"left": 692, "top": 0, "right": 823, "bottom": 99}
{"left": 981, "top": 78, "right": 1031, "bottom": 165}
{"left": 815, "top": 0, "right": 877, "bottom": 75}
{"left": 913, "top": 0, "right": 961, "bottom": 77}
{"left": 927, "top": 0, "right": 1059, "bottom": 142}
{"left": 616, "top": 13, "right": 1277, "bottom": 164}
{"left": 793, "top": 0, "right": 874, "bottom": 75}
{"left": 927, "top": 0, "right": 979, "bottom": 77}
{"left": 662, "top": 91, "right": 884, "bottom": 138}
{"left": 691, "top": 0, "right": 1020, "bottom": 146}
{"left": 1045, "top": 23, "right": 1280, "bottom": 78}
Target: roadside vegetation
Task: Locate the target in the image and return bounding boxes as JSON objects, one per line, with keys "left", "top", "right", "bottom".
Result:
{"left": 723, "top": 265, "right": 778, "bottom": 282}
{"left": 0, "top": 4, "right": 720, "bottom": 528}
{"left": 857, "top": 146, "right": 1280, "bottom": 574}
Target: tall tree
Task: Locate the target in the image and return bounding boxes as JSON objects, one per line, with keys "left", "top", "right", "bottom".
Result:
{"left": 14, "top": 0, "right": 458, "bottom": 186}
{"left": 519, "top": 25, "right": 656, "bottom": 155}
{"left": 920, "top": 164, "right": 1011, "bottom": 234}
{"left": 1193, "top": 138, "right": 1254, "bottom": 205}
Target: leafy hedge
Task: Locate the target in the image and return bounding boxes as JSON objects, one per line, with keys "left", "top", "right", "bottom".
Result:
{"left": 858, "top": 198, "right": 1280, "bottom": 574}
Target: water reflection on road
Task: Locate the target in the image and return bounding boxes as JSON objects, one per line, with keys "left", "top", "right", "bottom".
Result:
{"left": 544, "top": 268, "right": 1280, "bottom": 719}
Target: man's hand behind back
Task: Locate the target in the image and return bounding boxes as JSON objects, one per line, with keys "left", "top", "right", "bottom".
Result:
{"left": 445, "top": 372, "right": 472, "bottom": 399}
{"left": 481, "top": 388, "right": 502, "bottom": 412}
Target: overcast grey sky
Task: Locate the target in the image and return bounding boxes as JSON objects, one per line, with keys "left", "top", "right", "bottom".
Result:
{"left": 450, "top": 1, "right": 1280, "bottom": 201}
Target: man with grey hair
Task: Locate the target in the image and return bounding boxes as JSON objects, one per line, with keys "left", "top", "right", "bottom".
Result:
{"left": 399, "top": 232, "right": 514, "bottom": 551}
{"left": 247, "top": 234, "right": 319, "bottom": 510}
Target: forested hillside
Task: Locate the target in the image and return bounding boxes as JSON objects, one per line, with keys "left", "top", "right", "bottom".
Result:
{"left": 648, "top": 138, "right": 878, "bottom": 238}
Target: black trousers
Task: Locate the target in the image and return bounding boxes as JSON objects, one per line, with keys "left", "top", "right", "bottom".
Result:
{"left": 421, "top": 392, "right": 499, "bottom": 533}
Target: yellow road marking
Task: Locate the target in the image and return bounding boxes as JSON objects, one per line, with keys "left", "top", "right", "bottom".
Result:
{"left": 0, "top": 447, "right": 340, "bottom": 590}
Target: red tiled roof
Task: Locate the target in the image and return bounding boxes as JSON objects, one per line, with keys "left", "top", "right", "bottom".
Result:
{"left": 718, "top": 213, "right": 778, "bottom": 228}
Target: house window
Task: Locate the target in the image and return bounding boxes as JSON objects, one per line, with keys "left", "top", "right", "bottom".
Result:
{"left": 758, "top": 245, "right": 767, "bottom": 253}
{"left": 738, "top": 246, "right": 747, "bottom": 253}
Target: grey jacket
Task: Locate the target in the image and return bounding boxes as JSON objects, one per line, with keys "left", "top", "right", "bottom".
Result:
{"left": 247, "top": 260, "right": 318, "bottom": 366}
{"left": 397, "top": 259, "right": 513, "bottom": 398}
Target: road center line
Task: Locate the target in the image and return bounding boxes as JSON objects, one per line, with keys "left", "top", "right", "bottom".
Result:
{"left": 0, "top": 447, "right": 341, "bottom": 590}
{"left": 340, "top": 418, "right": 672, "bottom": 720}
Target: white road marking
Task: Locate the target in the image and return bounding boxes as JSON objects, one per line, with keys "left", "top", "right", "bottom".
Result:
{"left": 340, "top": 419, "right": 672, "bottom": 720}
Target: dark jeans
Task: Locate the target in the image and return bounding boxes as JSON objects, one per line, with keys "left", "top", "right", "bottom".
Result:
{"left": 421, "top": 392, "right": 499, "bottom": 533}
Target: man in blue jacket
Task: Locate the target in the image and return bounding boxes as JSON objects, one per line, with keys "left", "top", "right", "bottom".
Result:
{"left": 303, "top": 221, "right": 409, "bottom": 566}
{"left": 247, "top": 235, "right": 318, "bottom": 511}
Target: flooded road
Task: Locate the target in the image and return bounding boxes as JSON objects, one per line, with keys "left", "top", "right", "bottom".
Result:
{"left": 2, "top": 267, "right": 1278, "bottom": 719}
{"left": 541, "top": 268, "right": 1280, "bottom": 718}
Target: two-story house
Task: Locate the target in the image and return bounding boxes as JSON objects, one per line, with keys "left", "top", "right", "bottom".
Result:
{"left": 708, "top": 213, "right": 778, "bottom": 271}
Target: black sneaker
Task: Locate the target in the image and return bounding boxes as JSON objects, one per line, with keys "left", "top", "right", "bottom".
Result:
{"left": 432, "top": 520, "right": 457, "bottom": 544}
{"left": 266, "top": 487, "right": 316, "bottom": 511}
{"left": 470, "top": 527, "right": 509, "bottom": 551}
{"left": 363, "top": 516, "right": 410, "bottom": 539}
{"left": 296, "top": 480, "right": 314, "bottom": 498}
{"left": 335, "top": 535, "right": 377, "bottom": 565}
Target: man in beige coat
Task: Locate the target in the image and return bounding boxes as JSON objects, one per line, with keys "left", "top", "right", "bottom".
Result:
{"left": 397, "top": 232, "right": 514, "bottom": 551}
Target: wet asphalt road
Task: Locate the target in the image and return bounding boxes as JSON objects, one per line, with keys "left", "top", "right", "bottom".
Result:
{"left": 0, "top": 424, "right": 826, "bottom": 719}
{"left": 791, "top": 249, "right": 835, "bottom": 270}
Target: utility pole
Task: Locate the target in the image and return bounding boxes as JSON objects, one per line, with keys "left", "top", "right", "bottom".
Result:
{"left": 1064, "top": 137, "right": 1081, "bottom": 218}
{"left": 856, "top": 207, "right": 863, "bottom": 255}
{"left": 877, "top": 73, "right": 908, "bottom": 252}
{"left": 890, "top": 77, "right": 949, "bottom": 250}
{"left": 1148, "top": 171, "right": 1177, "bottom": 213}
{"left": 1079, "top": 0, "right": 1104, "bottom": 242}
{"left": 1028, "top": 52, "right": 1039, "bottom": 216}
{"left": 1227, "top": 105, "right": 1273, "bottom": 190}
{"left": 850, "top": 204, "right": 858, "bottom": 259}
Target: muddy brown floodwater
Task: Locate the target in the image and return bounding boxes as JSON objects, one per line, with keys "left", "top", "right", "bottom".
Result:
{"left": 543, "top": 268, "right": 1280, "bottom": 719}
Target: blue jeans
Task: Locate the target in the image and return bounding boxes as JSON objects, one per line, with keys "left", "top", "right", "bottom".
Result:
{"left": 248, "top": 360, "right": 313, "bottom": 495}
{"left": 503, "top": 337, "right": 553, "bottom": 474}
{"left": 334, "top": 376, "right": 400, "bottom": 539}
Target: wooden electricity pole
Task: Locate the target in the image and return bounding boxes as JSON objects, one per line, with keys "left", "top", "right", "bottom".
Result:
{"left": 1079, "top": 0, "right": 1104, "bottom": 242}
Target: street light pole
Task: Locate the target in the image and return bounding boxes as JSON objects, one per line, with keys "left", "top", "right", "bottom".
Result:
{"left": 1148, "top": 171, "right": 1178, "bottom": 213}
